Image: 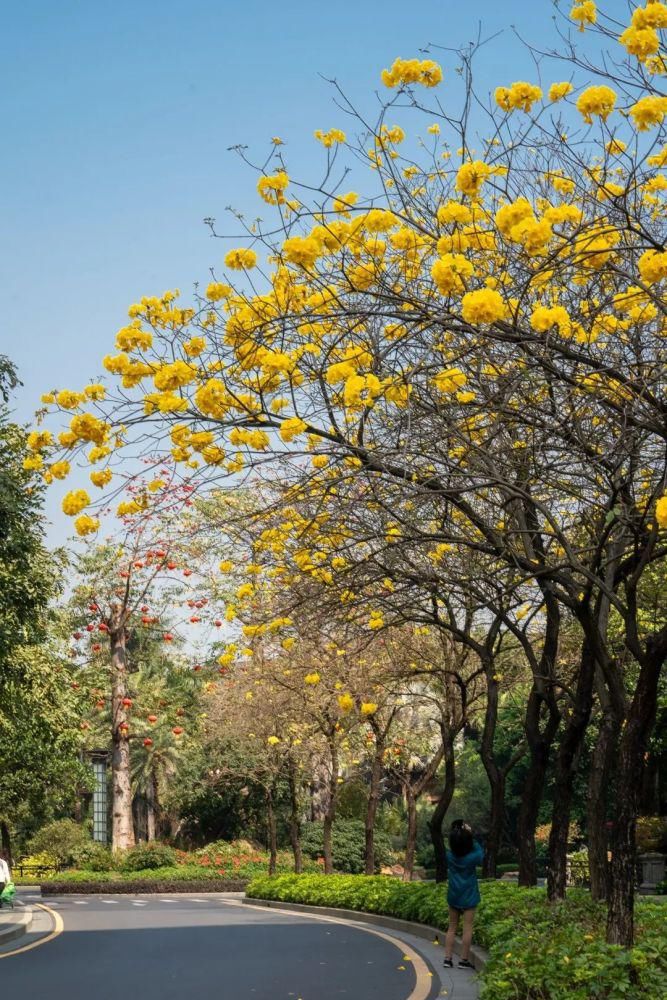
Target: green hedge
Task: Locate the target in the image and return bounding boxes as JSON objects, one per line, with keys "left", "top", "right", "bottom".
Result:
{"left": 39, "top": 864, "right": 258, "bottom": 884}
{"left": 245, "top": 874, "right": 667, "bottom": 1000}
{"left": 42, "top": 879, "right": 246, "bottom": 895}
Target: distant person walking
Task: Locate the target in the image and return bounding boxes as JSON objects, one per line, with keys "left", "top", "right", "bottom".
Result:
{"left": 443, "top": 820, "right": 484, "bottom": 970}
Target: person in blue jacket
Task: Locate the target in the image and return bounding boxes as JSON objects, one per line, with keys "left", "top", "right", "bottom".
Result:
{"left": 443, "top": 819, "right": 484, "bottom": 970}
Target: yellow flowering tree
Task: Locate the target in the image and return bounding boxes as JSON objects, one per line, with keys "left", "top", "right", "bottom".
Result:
{"left": 34, "top": 4, "right": 667, "bottom": 945}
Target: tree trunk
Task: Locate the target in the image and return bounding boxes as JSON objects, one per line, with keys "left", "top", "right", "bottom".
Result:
{"left": 588, "top": 687, "right": 616, "bottom": 901}
{"left": 517, "top": 685, "right": 560, "bottom": 887}
{"left": 110, "top": 625, "right": 135, "bottom": 851}
{"left": 428, "top": 735, "right": 456, "bottom": 884}
{"left": 403, "top": 788, "right": 418, "bottom": 882}
{"left": 364, "top": 744, "right": 384, "bottom": 875}
{"left": 547, "top": 640, "right": 596, "bottom": 901}
{"left": 146, "top": 772, "right": 157, "bottom": 842}
{"left": 322, "top": 741, "right": 338, "bottom": 875}
{"left": 310, "top": 761, "right": 329, "bottom": 821}
{"left": 0, "top": 820, "right": 11, "bottom": 866}
{"left": 484, "top": 771, "right": 506, "bottom": 879}
{"left": 479, "top": 671, "right": 503, "bottom": 878}
{"left": 288, "top": 760, "right": 303, "bottom": 874}
{"left": 267, "top": 787, "right": 278, "bottom": 876}
{"left": 606, "top": 645, "right": 664, "bottom": 946}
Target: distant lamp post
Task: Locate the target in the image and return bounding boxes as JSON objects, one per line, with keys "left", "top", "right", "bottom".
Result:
{"left": 87, "top": 750, "right": 110, "bottom": 843}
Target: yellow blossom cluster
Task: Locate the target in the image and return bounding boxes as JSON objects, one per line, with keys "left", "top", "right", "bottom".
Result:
{"left": 62, "top": 490, "right": 90, "bottom": 516}
{"left": 494, "top": 81, "right": 543, "bottom": 113}
{"left": 257, "top": 171, "right": 290, "bottom": 205}
{"left": 576, "top": 85, "right": 617, "bottom": 124}
{"left": 381, "top": 57, "right": 443, "bottom": 88}
{"left": 314, "top": 128, "right": 346, "bottom": 148}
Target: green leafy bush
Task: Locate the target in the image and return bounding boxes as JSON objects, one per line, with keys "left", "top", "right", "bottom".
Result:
{"left": 635, "top": 815, "right": 667, "bottom": 853}
{"left": 43, "top": 865, "right": 238, "bottom": 883}
{"left": 568, "top": 847, "right": 590, "bottom": 887}
{"left": 71, "top": 842, "right": 113, "bottom": 872}
{"left": 16, "top": 850, "right": 58, "bottom": 871}
{"left": 120, "top": 842, "right": 177, "bottom": 871}
{"left": 300, "top": 820, "right": 394, "bottom": 874}
{"left": 28, "top": 819, "right": 91, "bottom": 866}
{"left": 245, "top": 874, "right": 667, "bottom": 1000}
{"left": 42, "top": 875, "right": 247, "bottom": 894}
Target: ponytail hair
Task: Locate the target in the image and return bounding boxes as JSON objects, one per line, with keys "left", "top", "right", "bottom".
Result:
{"left": 449, "top": 819, "right": 474, "bottom": 857}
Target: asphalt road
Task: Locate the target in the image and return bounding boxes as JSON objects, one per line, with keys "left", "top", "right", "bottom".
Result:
{"left": 1, "top": 892, "right": 440, "bottom": 1000}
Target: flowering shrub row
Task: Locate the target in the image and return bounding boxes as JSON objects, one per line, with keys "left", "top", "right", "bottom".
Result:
{"left": 245, "top": 875, "right": 667, "bottom": 1000}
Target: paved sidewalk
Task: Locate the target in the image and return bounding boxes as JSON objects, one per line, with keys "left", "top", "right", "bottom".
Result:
{"left": 0, "top": 903, "right": 32, "bottom": 946}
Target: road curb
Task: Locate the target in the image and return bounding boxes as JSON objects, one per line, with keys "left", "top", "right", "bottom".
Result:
{"left": 243, "top": 897, "right": 488, "bottom": 972}
{"left": 0, "top": 906, "right": 32, "bottom": 947}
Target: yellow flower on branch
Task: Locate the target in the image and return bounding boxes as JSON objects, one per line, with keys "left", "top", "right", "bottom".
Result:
{"left": 548, "top": 82, "right": 574, "bottom": 103}
{"left": 381, "top": 57, "right": 443, "bottom": 89}
{"left": 224, "top": 248, "right": 258, "bottom": 270}
{"left": 576, "top": 85, "right": 617, "bottom": 124}
{"left": 461, "top": 288, "right": 507, "bottom": 325}
{"left": 74, "top": 514, "right": 99, "bottom": 537}
{"left": 257, "top": 171, "right": 290, "bottom": 205}
{"left": 62, "top": 489, "right": 90, "bottom": 516}
{"left": 337, "top": 692, "right": 354, "bottom": 713}
{"left": 494, "top": 81, "right": 543, "bottom": 113}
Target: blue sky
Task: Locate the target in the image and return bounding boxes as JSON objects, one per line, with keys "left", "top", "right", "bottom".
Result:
{"left": 3, "top": 0, "right": 560, "bottom": 541}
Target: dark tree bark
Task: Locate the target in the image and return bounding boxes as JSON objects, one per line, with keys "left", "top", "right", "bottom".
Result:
{"left": 267, "top": 785, "right": 278, "bottom": 876}
{"left": 146, "top": 772, "right": 158, "bottom": 842}
{"left": 517, "top": 592, "right": 561, "bottom": 887}
{"left": 429, "top": 737, "right": 456, "bottom": 884}
{"left": 322, "top": 741, "right": 339, "bottom": 875}
{"left": 478, "top": 665, "right": 526, "bottom": 879}
{"left": 404, "top": 787, "right": 418, "bottom": 879}
{"left": 606, "top": 640, "right": 665, "bottom": 945}
{"left": 547, "top": 639, "right": 596, "bottom": 901}
{"left": 364, "top": 740, "right": 385, "bottom": 875}
{"left": 588, "top": 677, "right": 616, "bottom": 901}
{"left": 401, "top": 746, "right": 444, "bottom": 882}
{"left": 287, "top": 758, "right": 303, "bottom": 874}
{"left": 517, "top": 684, "right": 561, "bottom": 886}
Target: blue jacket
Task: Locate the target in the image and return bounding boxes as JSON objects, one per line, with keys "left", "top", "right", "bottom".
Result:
{"left": 446, "top": 840, "right": 484, "bottom": 910}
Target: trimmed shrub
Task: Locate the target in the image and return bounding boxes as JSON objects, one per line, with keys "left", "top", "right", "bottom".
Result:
{"left": 71, "top": 842, "right": 114, "bottom": 872}
{"left": 245, "top": 874, "right": 667, "bottom": 1000}
{"left": 42, "top": 878, "right": 247, "bottom": 894}
{"left": 28, "top": 820, "right": 90, "bottom": 866}
{"left": 300, "top": 820, "right": 394, "bottom": 874}
{"left": 120, "top": 842, "right": 177, "bottom": 871}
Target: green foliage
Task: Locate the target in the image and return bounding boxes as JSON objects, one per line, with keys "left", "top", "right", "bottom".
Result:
{"left": 0, "top": 641, "right": 90, "bottom": 849}
{"left": 245, "top": 875, "right": 667, "bottom": 1000}
{"left": 71, "top": 842, "right": 114, "bottom": 872}
{"left": 335, "top": 780, "right": 369, "bottom": 821}
{"left": 18, "top": 850, "right": 59, "bottom": 869}
{"left": 0, "top": 414, "right": 56, "bottom": 673}
{"left": 568, "top": 847, "right": 590, "bottom": 887}
{"left": 300, "top": 820, "right": 394, "bottom": 873}
{"left": 27, "top": 839, "right": 320, "bottom": 884}
{"left": 635, "top": 816, "right": 667, "bottom": 853}
{"left": 28, "top": 819, "right": 91, "bottom": 866}
{"left": 120, "top": 842, "right": 177, "bottom": 871}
